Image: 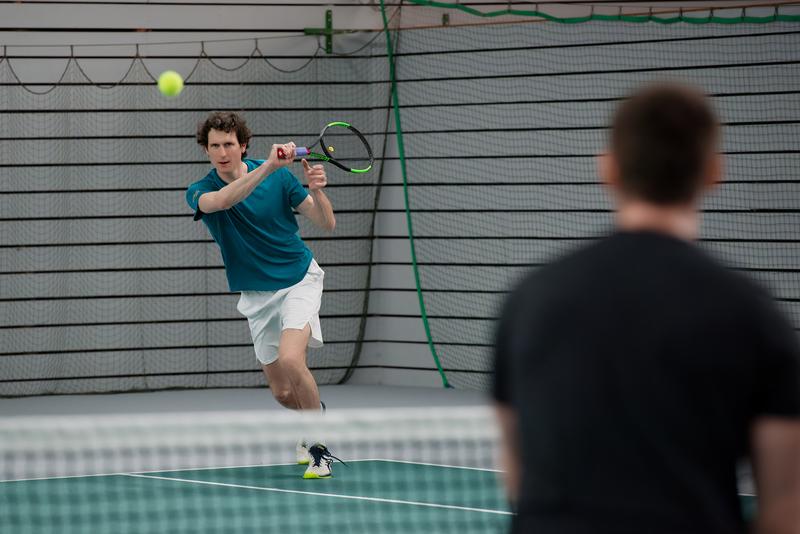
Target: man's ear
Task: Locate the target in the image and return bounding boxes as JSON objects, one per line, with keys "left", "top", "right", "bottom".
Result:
{"left": 598, "top": 151, "right": 620, "bottom": 191}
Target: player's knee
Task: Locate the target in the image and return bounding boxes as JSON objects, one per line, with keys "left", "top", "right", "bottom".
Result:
{"left": 272, "top": 387, "right": 297, "bottom": 409}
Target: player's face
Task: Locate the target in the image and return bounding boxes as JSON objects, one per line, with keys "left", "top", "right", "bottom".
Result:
{"left": 205, "top": 129, "right": 246, "bottom": 173}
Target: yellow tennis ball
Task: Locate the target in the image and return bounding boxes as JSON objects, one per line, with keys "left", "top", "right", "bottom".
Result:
{"left": 157, "top": 70, "right": 184, "bottom": 97}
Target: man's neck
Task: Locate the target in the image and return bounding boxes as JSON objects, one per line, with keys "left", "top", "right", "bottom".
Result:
{"left": 616, "top": 199, "right": 699, "bottom": 241}
{"left": 217, "top": 161, "right": 247, "bottom": 184}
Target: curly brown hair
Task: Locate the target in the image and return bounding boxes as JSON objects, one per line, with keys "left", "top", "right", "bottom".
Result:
{"left": 196, "top": 111, "right": 253, "bottom": 157}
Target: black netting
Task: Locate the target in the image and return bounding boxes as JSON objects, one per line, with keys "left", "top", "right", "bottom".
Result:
{"left": 0, "top": 38, "right": 391, "bottom": 395}
{"left": 391, "top": 20, "right": 800, "bottom": 390}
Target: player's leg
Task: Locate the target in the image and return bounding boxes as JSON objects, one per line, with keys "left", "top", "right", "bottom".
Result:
{"left": 275, "top": 324, "right": 321, "bottom": 411}
{"left": 276, "top": 259, "right": 334, "bottom": 477}
{"left": 237, "top": 290, "right": 300, "bottom": 409}
{"left": 262, "top": 355, "right": 312, "bottom": 465}
{"left": 277, "top": 259, "right": 325, "bottom": 411}
{"left": 276, "top": 320, "right": 336, "bottom": 476}
{"left": 261, "top": 359, "right": 300, "bottom": 410}
{"left": 263, "top": 326, "right": 321, "bottom": 465}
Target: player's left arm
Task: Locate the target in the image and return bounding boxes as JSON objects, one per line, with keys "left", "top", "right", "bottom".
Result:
{"left": 296, "top": 159, "right": 336, "bottom": 232}
{"left": 495, "top": 402, "right": 521, "bottom": 505}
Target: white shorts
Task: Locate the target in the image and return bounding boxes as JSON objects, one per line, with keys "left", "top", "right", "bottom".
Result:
{"left": 236, "top": 259, "right": 324, "bottom": 366}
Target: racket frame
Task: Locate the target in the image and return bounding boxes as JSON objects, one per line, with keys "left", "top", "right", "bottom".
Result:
{"left": 278, "top": 121, "right": 373, "bottom": 174}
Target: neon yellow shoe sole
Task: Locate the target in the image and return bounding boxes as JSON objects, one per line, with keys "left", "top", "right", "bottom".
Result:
{"left": 302, "top": 472, "right": 331, "bottom": 479}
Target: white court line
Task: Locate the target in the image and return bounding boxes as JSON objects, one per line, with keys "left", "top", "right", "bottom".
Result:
{"left": 0, "top": 459, "right": 497, "bottom": 484}
{"left": 124, "top": 473, "right": 514, "bottom": 516}
{"left": 131, "top": 461, "right": 299, "bottom": 475}
{"left": 0, "top": 462, "right": 300, "bottom": 484}
{"left": 0, "top": 472, "right": 134, "bottom": 484}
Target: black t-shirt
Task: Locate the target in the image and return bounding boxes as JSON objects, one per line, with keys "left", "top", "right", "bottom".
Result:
{"left": 493, "top": 231, "right": 800, "bottom": 534}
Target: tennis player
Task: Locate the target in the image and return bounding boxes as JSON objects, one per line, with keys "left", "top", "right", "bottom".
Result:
{"left": 494, "top": 83, "right": 800, "bottom": 533}
{"left": 186, "top": 111, "right": 339, "bottom": 479}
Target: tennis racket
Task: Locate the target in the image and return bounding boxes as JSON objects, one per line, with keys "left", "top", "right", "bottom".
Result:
{"left": 277, "top": 121, "right": 373, "bottom": 174}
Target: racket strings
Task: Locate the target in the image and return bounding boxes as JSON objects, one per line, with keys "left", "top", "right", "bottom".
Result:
{"left": 321, "top": 126, "right": 372, "bottom": 170}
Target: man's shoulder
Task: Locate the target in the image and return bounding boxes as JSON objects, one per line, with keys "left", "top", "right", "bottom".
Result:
{"left": 505, "top": 244, "right": 591, "bottom": 313}
{"left": 185, "top": 170, "right": 221, "bottom": 213}
{"left": 538, "top": 232, "right": 773, "bottom": 309}
{"left": 188, "top": 169, "right": 220, "bottom": 191}
{"left": 521, "top": 236, "right": 614, "bottom": 285}
{"left": 508, "top": 232, "right": 716, "bottom": 303}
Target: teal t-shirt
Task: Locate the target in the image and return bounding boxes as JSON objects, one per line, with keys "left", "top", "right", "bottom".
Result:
{"left": 186, "top": 159, "right": 312, "bottom": 291}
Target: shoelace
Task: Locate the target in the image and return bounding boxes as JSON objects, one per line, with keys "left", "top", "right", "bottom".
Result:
{"left": 310, "top": 446, "right": 347, "bottom": 468}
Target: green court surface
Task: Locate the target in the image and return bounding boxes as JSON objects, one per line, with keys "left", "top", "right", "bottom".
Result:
{"left": 0, "top": 460, "right": 759, "bottom": 533}
{"left": 0, "top": 460, "right": 512, "bottom": 533}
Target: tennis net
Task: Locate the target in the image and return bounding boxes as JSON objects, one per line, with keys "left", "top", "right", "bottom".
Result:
{"left": 0, "top": 406, "right": 509, "bottom": 533}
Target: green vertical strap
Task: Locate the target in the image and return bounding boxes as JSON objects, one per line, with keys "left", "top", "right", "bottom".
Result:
{"left": 379, "top": 0, "right": 451, "bottom": 389}
{"left": 325, "top": 10, "right": 333, "bottom": 54}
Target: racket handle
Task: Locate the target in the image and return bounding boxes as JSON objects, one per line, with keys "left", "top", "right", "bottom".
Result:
{"left": 276, "top": 147, "right": 310, "bottom": 159}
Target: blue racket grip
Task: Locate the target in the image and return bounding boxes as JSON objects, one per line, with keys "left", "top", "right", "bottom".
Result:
{"left": 276, "top": 147, "right": 309, "bottom": 159}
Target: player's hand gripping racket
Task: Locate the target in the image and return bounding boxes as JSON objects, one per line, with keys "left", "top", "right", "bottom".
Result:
{"left": 277, "top": 121, "right": 373, "bottom": 174}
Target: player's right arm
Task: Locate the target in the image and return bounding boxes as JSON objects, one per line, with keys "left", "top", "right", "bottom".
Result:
{"left": 751, "top": 418, "right": 800, "bottom": 534}
{"left": 495, "top": 402, "right": 521, "bottom": 503}
{"left": 198, "top": 143, "right": 295, "bottom": 214}
{"left": 493, "top": 290, "right": 522, "bottom": 505}
{"left": 750, "top": 293, "right": 800, "bottom": 534}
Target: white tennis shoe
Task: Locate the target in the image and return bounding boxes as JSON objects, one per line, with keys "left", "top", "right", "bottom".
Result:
{"left": 296, "top": 439, "right": 310, "bottom": 465}
{"left": 303, "top": 443, "right": 345, "bottom": 479}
